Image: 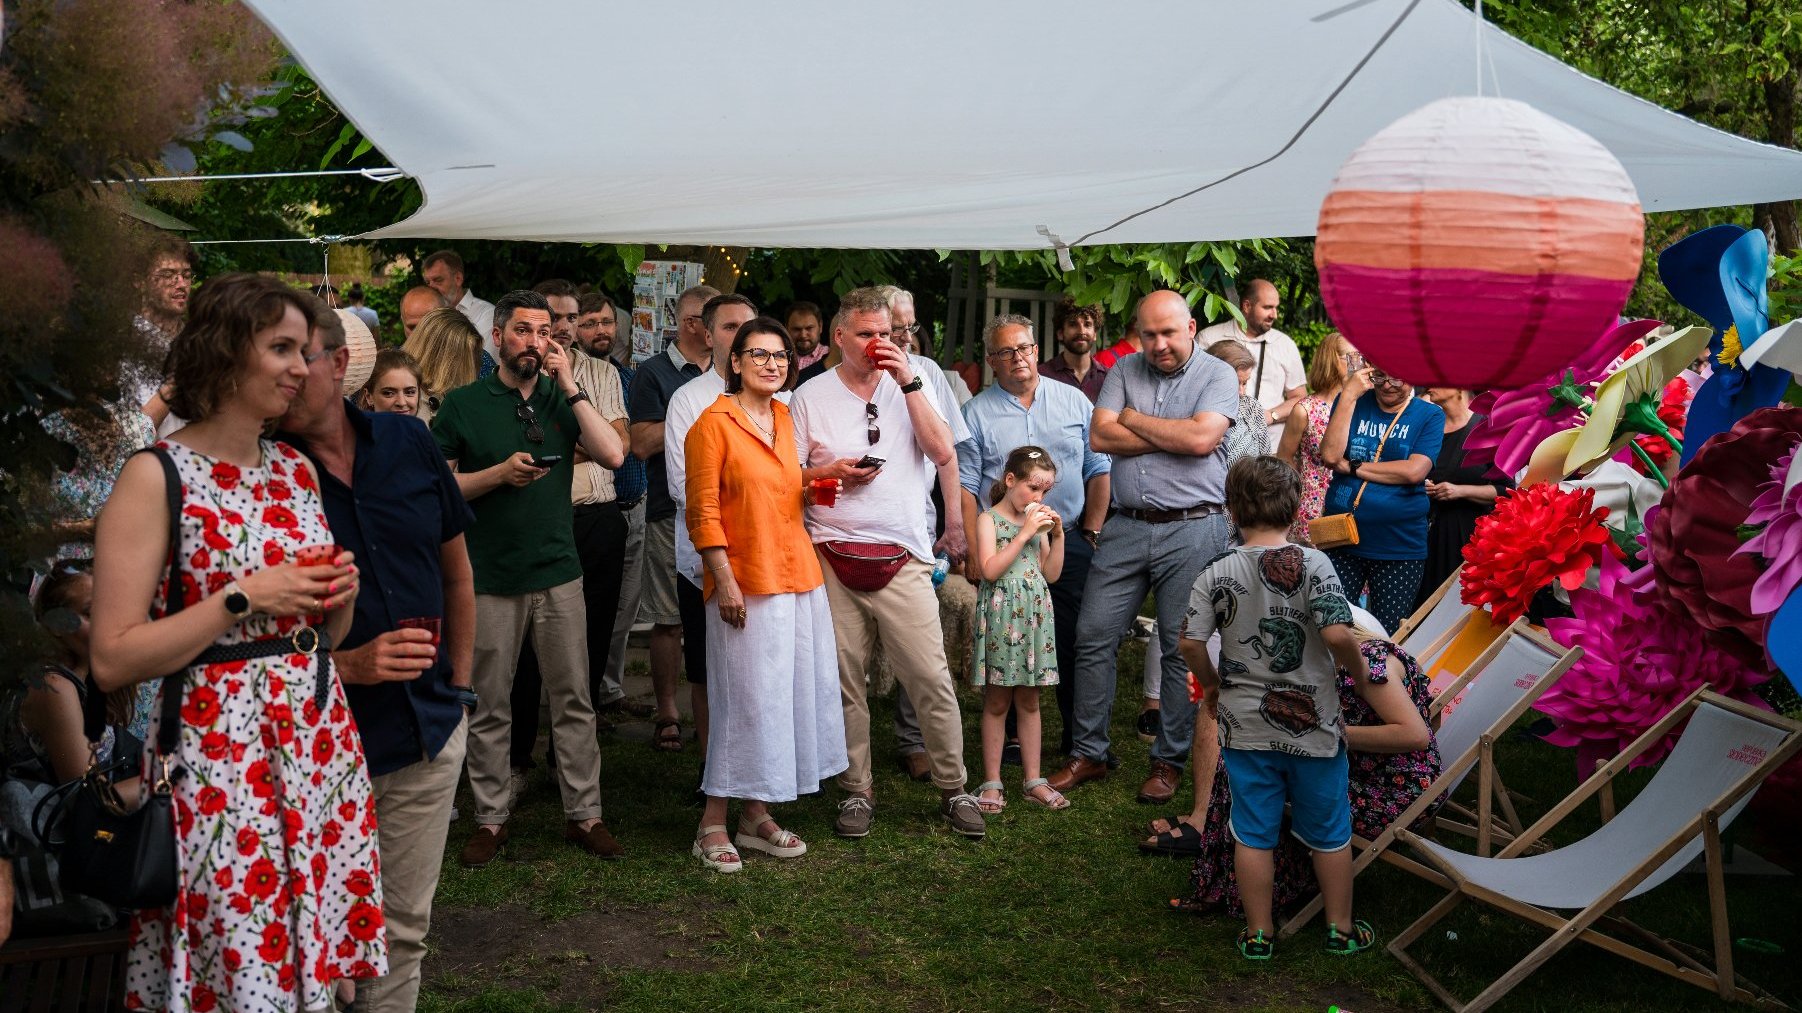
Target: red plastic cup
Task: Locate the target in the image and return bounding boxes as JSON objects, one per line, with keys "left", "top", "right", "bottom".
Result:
{"left": 864, "top": 338, "right": 882, "bottom": 363}
{"left": 811, "top": 478, "right": 838, "bottom": 507}
{"left": 396, "top": 617, "right": 442, "bottom": 646}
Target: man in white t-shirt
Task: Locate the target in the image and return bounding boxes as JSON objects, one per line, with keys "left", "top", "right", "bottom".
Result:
{"left": 790, "top": 287, "right": 985, "bottom": 842}
{"left": 663, "top": 293, "right": 762, "bottom": 763}
{"left": 423, "top": 249, "right": 498, "bottom": 357}
{"left": 874, "top": 285, "right": 974, "bottom": 779}
{"left": 1197, "top": 278, "right": 1306, "bottom": 446}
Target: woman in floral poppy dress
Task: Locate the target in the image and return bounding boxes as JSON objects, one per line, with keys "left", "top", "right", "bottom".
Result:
{"left": 92, "top": 276, "right": 384, "bottom": 1012}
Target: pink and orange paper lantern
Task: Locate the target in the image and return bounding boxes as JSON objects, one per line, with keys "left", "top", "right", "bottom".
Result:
{"left": 1315, "top": 97, "right": 1644, "bottom": 390}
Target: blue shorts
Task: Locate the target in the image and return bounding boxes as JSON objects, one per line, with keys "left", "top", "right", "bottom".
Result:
{"left": 1221, "top": 746, "right": 1352, "bottom": 853}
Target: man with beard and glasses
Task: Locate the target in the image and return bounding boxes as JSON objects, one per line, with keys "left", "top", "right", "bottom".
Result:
{"left": 1038, "top": 297, "right": 1110, "bottom": 403}
{"left": 430, "top": 290, "right": 628, "bottom": 868}
{"left": 505, "top": 280, "right": 635, "bottom": 804}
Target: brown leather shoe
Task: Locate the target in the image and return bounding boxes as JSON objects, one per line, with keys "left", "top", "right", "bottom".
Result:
{"left": 565, "top": 819, "right": 624, "bottom": 859}
{"left": 899, "top": 751, "right": 931, "bottom": 782}
{"left": 1137, "top": 759, "right": 1182, "bottom": 805}
{"left": 1045, "top": 755, "right": 1109, "bottom": 793}
{"left": 459, "top": 825, "right": 508, "bottom": 868}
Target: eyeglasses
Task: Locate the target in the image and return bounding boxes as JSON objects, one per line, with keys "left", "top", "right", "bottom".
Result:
{"left": 515, "top": 400, "right": 545, "bottom": 444}
{"left": 152, "top": 268, "right": 195, "bottom": 283}
{"left": 1368, "top": 372, "right": 1409, "bottom": 388}
{"left": 986, "top": 343, "right": 1037, "bottom": 362}
{"left": 738, "top": 348, "right": 792, "bottom": 366}
{"left": 302, "top": 343, "right": 338, "bottom": 365}
{"left": 865, "top": 401, "right": 879, "bottom": 445}
{"left": 892, "top": 323, "right": 921, "bottom": 338}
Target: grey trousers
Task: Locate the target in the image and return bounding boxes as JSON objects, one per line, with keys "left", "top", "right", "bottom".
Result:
{"left": 599, "top": 500, "right": 646, "bottom": 706}
{"left": 1069, "top": 513, "right": 1229, "bottom": 766}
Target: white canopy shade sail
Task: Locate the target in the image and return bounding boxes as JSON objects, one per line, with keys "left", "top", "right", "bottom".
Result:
{"left": 243, "top": 0, "right": 1802, "bottom": 249}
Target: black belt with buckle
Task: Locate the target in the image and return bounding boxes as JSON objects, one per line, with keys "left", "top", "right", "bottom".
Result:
{"left": 1117, "top": 504, "right": 1224, "bottom": 524}
{"left": 616, "top": 494, "right": 645, "bottom": 511}
{"left": 193, "top": 626, "right": 335, "bottom": 708}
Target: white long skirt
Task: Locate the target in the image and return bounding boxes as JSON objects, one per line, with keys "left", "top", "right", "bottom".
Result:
{"left": 702, "top": 586, "right": 848, "bottom": 802}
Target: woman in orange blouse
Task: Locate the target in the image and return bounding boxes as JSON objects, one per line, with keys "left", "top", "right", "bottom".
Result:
{"left": 684, "top": 317, "right": 848, "bottom": 873}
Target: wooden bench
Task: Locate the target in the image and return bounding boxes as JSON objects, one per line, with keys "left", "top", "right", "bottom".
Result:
{"left": 0, "top": 928, "right": 129, "bottom": 1013}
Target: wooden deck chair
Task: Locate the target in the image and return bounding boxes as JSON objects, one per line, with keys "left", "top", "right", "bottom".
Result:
{"left": 1393, "top": 566, "right": 1468, "bottom": 653}
{"left": 1387, "top": 689, "right": 1802, "bottom": 1013}
{"left": 1278, "top": 620, "right": 1580, "bottom": 939}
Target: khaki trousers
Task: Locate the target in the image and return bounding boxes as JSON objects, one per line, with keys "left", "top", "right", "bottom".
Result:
{"left": 470, "top": 579, "right": 605, "bottom": 823}
{"left": 819, "top": 555, "right": 967, "bottom": 793}
{"left": 360, "top": 720, "right": 467, "bottom": 1013}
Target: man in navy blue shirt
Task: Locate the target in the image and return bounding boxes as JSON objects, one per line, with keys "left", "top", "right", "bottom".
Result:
{"left": 279, "top": 307, "right": 476, "bottom": 1013}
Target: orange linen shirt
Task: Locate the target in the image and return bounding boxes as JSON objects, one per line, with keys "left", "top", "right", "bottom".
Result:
{"left": 684, "top": 395, "right": 824, "bottom": 600}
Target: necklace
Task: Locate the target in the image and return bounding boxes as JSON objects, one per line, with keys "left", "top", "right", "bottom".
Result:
{"left": 734, "top": 395, "right": 775, "bottom": 442}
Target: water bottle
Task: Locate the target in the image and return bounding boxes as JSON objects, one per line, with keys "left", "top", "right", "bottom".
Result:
{"left": 932, "top": 552, "right": 950, "bottom": 586}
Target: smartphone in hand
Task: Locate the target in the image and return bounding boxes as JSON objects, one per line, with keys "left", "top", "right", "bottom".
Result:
{"left": 854, "top": 455, "right": 885, "bottom": 470}
{"left": 530, "top": 454, "right": 563, "bottom": 469}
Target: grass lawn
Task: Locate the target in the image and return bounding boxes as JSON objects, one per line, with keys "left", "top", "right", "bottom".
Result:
{"left": 419, "top": 640, "right": 1802, "bottom": 1013}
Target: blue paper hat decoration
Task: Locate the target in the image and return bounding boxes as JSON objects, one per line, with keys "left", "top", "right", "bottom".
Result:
{"left": 1657, "top": 226, "right": 1791, "bottom": 466}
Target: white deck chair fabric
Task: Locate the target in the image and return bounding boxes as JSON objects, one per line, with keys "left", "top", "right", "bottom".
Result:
{"left": 1401, "top": 591, "right": 1469, "bottom": 658}
{"left": 1411, "top": 702, "right": 1785, "bottom": 909}
{"left": 1433, "top": 631, "right": 1564, "bottom": 782}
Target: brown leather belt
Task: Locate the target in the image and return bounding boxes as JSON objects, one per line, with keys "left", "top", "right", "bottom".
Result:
{"left": 1117, "top": 504, "right": 1224, "bottom": 524}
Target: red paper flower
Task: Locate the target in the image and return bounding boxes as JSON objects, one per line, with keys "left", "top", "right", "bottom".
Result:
{"left": 1645, "top": 405, "right": 1802, "bottom": 661}
{"left": 1539, "top": 553, "right": 1768, "bottom": 767}
{"left": 1628, "top": 375, "right": 1692, "bottom": 474}
{"left": 1459, "top": 484, "right": 1619, "bottom": 626}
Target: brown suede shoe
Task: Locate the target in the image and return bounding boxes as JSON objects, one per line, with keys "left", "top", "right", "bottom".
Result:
{"left": 1045, "top": 755, "right": 1110, "bottom": 793}
{"left": 1137, "top": 759, "right": 1182, "bottom": 805}
{"left": 459, "top": 825, "right": 508, "bottom": 868}
{"left": 565, "top": 819, "right": 624, "bottom": 859}
{"left": 899, "top": 751, "right": 931, "bottom": 782}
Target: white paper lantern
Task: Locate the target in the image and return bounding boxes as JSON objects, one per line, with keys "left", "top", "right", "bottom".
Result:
{"left": 337, "top": 309, "right": 378, "bottom": 395}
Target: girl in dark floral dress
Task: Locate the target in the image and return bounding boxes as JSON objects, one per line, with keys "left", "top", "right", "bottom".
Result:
{"left": 1167, "top": 636, "right": 1441, "bottom": 915}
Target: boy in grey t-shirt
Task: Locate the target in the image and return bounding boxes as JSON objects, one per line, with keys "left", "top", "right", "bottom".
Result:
{"left": 1180, "top": 456, "right": 1372, "bottom": 961}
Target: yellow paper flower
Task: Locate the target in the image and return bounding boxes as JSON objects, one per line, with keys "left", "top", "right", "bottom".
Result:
{"left": 1719, "top": 324, "right": 1743, "bottom": 369}
{"left": 1563, "top": 324, "right": 1712, "bottom": 475}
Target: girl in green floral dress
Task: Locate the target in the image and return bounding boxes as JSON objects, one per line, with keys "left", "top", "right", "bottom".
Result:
{"left": 971, "top": 446, "right": 1070, "bottom": 812}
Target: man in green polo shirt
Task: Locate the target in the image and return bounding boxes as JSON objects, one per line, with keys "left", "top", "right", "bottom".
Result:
{"left": 432, "top": 289, "right": 628, "bottom": 867}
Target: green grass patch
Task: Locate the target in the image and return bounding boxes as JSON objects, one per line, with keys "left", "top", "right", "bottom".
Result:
{"left": 420, "top": 639, "right": 1801, "bottom": 1012}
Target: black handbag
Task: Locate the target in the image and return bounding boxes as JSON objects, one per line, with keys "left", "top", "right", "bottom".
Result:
{"left": 49, "top": 447, "right": 188, "bottom": 909}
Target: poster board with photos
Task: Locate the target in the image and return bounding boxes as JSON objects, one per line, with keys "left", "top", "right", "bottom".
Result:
{"left": 631, "top": 259, "right": 705, "bottom": 362}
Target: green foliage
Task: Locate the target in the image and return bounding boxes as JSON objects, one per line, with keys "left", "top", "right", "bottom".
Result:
{"left": 0, "top": 0, "right": 278, "bottom": 664}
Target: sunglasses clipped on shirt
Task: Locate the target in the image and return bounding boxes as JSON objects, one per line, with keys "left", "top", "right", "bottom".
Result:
{"left": 865, "top": 401, "right": 879, "bottom": 445}
{"left": 516, "top": 400, "right": 544, "bottom": 444}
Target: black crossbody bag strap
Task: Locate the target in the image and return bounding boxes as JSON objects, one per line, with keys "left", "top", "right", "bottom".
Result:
{"left": 137, "top": 447, "right": 187, "bottom": 756}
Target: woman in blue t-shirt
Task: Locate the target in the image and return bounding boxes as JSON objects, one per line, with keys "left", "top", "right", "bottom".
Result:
{"left": 1317, "top": 364, "right": 1445, "bottom": 632}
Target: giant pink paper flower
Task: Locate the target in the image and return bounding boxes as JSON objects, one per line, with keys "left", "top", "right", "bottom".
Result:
{"left": 1465, "top": 319, "right": 1662, "bottom": 478}
{"left": 1737, "top": 443, "right": 1802, "bottom": 617}
{"left": 1540, "top": 552, "right": 1769, "bottom": 767}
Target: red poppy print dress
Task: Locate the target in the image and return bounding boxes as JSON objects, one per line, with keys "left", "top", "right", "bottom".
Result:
{"left": 125, "top": 440, "right": 386, "bottom": 1013}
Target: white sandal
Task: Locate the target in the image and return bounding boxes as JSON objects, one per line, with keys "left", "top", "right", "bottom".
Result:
{"left": 734, "top": 816, "right": 807, "bottom": 859}
{"left": 692, "top": 824, "right": 742, "bottom": 872}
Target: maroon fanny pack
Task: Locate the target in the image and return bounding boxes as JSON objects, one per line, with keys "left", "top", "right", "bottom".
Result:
{"left": 818, "top": 540, "right": 911, "bottom": 592}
